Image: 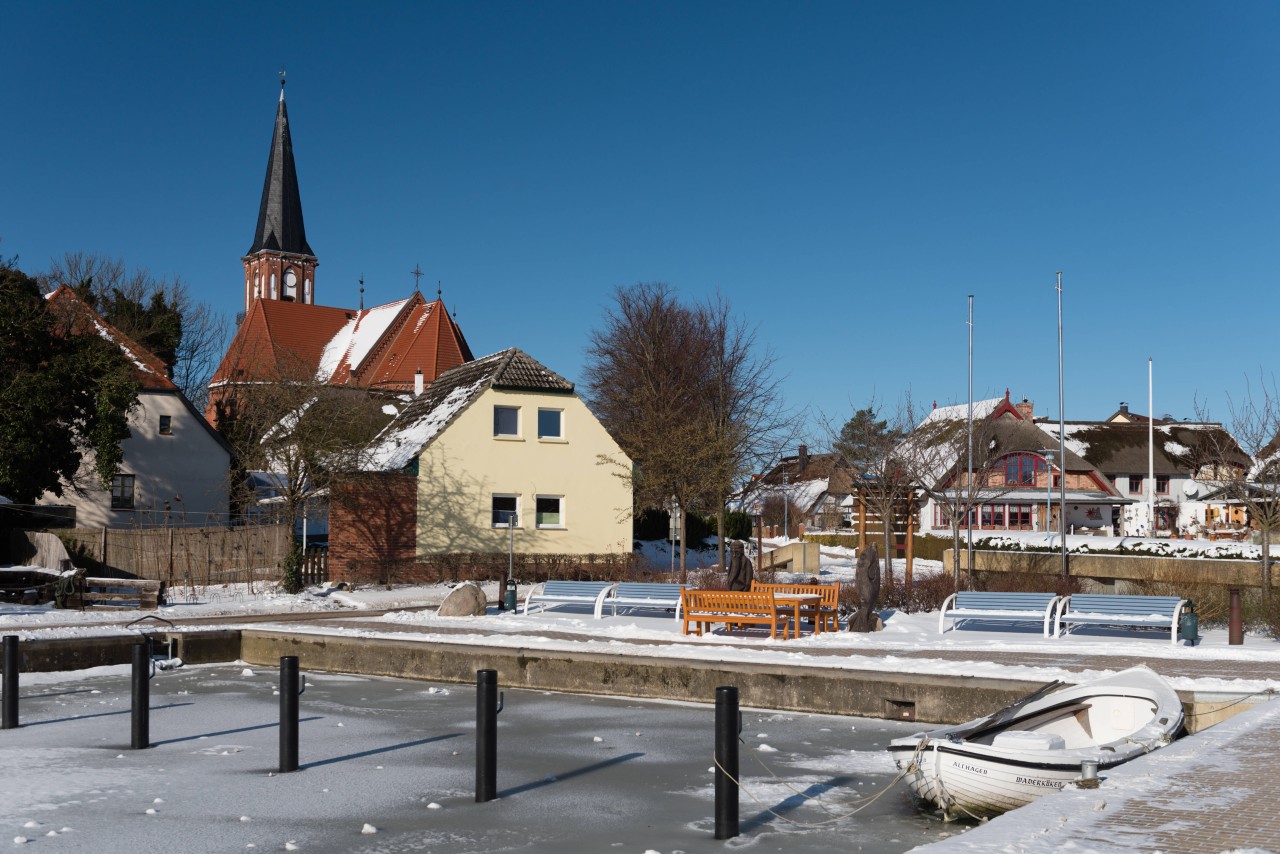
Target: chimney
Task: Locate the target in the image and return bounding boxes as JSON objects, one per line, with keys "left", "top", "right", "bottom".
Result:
{"left": 414, "top": 368, "right": 424, "bottom": 396}
{"left": 1015, "top": 397, "right": 1034, "bottom": 420}
{"left": 798, "top": 445, "right": 809, "bottom": 472}
{"left": 1119, "top": 402, "right": 1129, "bottom": 415}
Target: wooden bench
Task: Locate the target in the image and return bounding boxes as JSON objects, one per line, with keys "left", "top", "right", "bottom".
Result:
{"left": 521, "top": 580, "right": 617, "bottom": 615}
{"left": 1054, "top": 593, "right": 1188, "bottom": 645}
{"left": 938, "top": 591, "right": 1060, "bottom": 637}
{"left": 597, "top": 582, "right": 684, "bottom": 619}
{"left": 750, "top": 581, "right": 840, "bottom": 632}
{"left": 66, "top": 577, "right": 165, "bottom": 610}
{"left": 681, "top": 589, "right": 792, "bottom": 639}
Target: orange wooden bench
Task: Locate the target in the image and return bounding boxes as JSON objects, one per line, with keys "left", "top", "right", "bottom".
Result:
{"left": 680, "top": 589, "right": 792, "bottom": 639}
{"left": 751, "top": 581, "right": 840, "bottom": 632}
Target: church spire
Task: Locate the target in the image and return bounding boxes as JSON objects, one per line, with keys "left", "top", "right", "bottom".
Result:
{"left": 242, "top": 75, "right": 318, "bottom": 313}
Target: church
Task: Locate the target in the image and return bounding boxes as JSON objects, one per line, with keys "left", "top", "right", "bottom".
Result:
{"left": 206, "top": 79, "right": 473, "bottom": 430}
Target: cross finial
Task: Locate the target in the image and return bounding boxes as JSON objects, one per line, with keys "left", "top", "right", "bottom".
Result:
{"left": 410, "top": 264, "right": 424, "bottom": 292}
{"left": 437, "top": 280, "right": 442, "bottom": 300}
{"left": 358, "top": 274, "right": 365, "bottom": 311}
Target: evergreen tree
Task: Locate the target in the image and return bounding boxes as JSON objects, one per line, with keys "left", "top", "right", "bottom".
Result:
{"left": 0, "top": 262, "right": 138, "bottom": 504}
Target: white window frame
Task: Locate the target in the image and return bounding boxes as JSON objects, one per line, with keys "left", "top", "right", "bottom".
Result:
{"left": 493, "top": 405, "right": 521, "bottom": 438}
{"left": 537, "top": 407, "right": 565, "bottom": 441}
{"left": 535, "top": 494, "right": 565, "bottom": 529}
{"left": 491, "top": 494, "right": 520, "bottom": 528}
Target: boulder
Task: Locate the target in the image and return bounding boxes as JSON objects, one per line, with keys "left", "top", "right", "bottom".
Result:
{"left": 437, "top": 581, "right": 489, "bottom": 617}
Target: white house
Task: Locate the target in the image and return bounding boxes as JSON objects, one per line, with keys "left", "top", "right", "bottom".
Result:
{"left": 37, "top": 287, "right": 231, "bottom": 528}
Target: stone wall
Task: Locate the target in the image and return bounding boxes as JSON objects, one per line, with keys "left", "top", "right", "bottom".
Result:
{"left": 945, "top": 548, "right": 1275, "bottom": 591}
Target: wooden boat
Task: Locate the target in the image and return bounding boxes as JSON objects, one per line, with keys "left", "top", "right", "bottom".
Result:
{"left": 887, "top": 666, "right": 1183, "bottom": 819}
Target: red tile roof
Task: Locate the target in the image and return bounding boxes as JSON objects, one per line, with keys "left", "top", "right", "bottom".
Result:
{"left": 45, "top": 286, "right": 178, "bottom": 391}
{"left": 208, "top": 293, "right": 474, "bottom": 419}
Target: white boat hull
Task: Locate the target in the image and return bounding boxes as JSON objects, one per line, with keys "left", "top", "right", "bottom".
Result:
{"left": 888, "top": 666, "right": 1183, "bottom": 819}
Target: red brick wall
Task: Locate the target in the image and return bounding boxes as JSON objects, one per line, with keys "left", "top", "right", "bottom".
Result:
{"left": 329, "top": 472, "right": 417, "bottom": 584}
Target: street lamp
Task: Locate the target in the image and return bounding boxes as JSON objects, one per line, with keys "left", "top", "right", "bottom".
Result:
{"left": 1038, "top": 450, "right": 1057, "bottom": 538}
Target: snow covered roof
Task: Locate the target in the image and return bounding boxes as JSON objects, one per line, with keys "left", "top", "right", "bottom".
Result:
{"left": 917, "top": 397, "right": 1004, "bottom": 427}
{"left": 316, "top": 298, "right": 410, "bottom": 383}
{"left": 365, "top": 348, "right": 574, "bottom": 472}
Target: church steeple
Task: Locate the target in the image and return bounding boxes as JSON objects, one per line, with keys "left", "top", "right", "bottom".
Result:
{"left": 242, "top": 73, "right": 318, "bottom": 314}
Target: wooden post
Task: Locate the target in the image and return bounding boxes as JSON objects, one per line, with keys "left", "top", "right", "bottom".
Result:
{"left": 858, "top": 496, "right": 867, "bottom": 549}
{"left": 100, "top": 527, "right": 108, "bottom": 568}
{"left": 905, "top": 505, "right": 915, "bottom": 594}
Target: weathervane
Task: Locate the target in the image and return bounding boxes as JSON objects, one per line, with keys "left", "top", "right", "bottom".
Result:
{"left": 437, "top": 281, "right": 442, "bottom": 300}
{"left": 279, "top": 67, "right": 286, "bottom": 89}
{"left": 358, "top": 274, "right": 365, "bottom": 311}
{"left": 410, "top": 264, "right": 424, "bottom": 293}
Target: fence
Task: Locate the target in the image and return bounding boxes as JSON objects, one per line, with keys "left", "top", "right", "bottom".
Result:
{"left": 57, "top": 523, "right": 294, "bottom": 586}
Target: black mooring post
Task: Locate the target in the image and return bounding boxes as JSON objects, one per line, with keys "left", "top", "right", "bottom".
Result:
{"left": 714, "top": 685, "right": 740, "bottom": 840}
{"left": 2, "top": 635, "right": 18, "bottom": 730}
{"left": 131, "top": 640, "right": 150, "bottom": 749}
{"left": 476, "top": 669, "right": 500, "bottom": 802}
{"left": 279, "top": 656, "right": 300, "bottom": 773}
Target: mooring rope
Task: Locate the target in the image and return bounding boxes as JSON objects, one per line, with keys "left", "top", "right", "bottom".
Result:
{"left": 710, "top": 736, "right": 929, "bottom": 827}
{"left": 1182, "top": 687, "right": 1277, "bottom": 720}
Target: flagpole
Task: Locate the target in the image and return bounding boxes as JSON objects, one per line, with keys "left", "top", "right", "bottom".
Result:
{"left": 1057, "top": 273, "right": 1067, "bottom": 579}
{"left": 966, "top": 294, "right": 974, "bottom": 588}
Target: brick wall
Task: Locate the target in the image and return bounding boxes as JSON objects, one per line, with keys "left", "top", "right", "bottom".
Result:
{"left": 329, "top": 472, "right": 418, "bottom": 584}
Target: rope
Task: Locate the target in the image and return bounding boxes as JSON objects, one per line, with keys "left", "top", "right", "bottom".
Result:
{"left": 710, "top": 737, "right": 927, "bottom": 827}
{"left": 1183, "top": 687, "right": 1278, "bottom": 719}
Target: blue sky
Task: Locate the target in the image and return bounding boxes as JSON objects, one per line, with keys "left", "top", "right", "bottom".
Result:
{"left": 4, "top": 1, "right": 1278, "bottom": 445}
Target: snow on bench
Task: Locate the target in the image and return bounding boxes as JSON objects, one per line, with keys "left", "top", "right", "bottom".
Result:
{"left": 597, "top": 582, "right": 684, "bottom": 619}
{"left": 1055, "top": 593, "right": 1188, "bottom": 645}
{"left": 938, "top": 591, "right": 1060, "bottom": 637}
{"left": 521, "top": 580, "right": 616, "bottom": 616}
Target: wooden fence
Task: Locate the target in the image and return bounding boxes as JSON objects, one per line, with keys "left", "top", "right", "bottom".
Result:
{"left": 57, "top": 523, "right": 295, "bottom": 586}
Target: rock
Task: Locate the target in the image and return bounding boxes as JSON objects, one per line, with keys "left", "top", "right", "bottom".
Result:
{"left": 437, "top": 581, "right": 488, "bottom": 617}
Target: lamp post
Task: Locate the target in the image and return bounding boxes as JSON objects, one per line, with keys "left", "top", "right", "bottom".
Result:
{"left": 1039, "top": 450, "right": 1056, "bottom": 538}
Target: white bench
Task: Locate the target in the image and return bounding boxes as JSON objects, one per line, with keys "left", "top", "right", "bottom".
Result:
{"left": 1055, "top": 593, "right": 1188, "bottom": 645}
{"left": 521, "top": 580, "right": 617, "bottom": 615}
{"left": 938, "top": 591, "right": 1060, "bottom": 637}
{"left": 597, "top": 582, "right": 684, "bottom": 619}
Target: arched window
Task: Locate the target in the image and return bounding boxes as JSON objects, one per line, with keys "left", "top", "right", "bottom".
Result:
{"left": 270, "top": 273, "right": 277, "bottom": 299}
{"left": 1002, "top": 453, "right": 1047, "bottom": 486}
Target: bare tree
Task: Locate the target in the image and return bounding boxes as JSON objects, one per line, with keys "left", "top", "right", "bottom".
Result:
{"left": 831, "top": 398, "right": 913, "bottom": 593}
{"left": 584, "top": 283, "right": 791, "bottom": 581}
{"left": 1195, "top": 380, "right": 1280, "bottom": 608}
{"left": 897, "top": 398, "right": 1013, "bottom": 589}
{"left": 42, "top": 252, "right": 229, "bottom": 411}
{"left": 218, "top": 350, "right": 390, "bottom": 590}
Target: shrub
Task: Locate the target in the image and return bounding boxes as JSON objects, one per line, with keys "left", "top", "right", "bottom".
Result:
{"left": 723, "top": 510, "right": 754, "bottom": 541}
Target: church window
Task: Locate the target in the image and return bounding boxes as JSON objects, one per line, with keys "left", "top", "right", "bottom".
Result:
{"left": 304, "top": 278, "right": 312, "bottom": 303}
{"left": 270, "top": 274, "right": 277, "bottom": 299}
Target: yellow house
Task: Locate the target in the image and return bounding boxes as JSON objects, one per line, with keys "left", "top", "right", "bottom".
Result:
{"left": 366, "top": 348, "right": 633, "bottom": 557}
